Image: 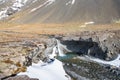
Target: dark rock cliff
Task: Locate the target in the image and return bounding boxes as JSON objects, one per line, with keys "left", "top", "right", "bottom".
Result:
{"left": 56, "top": 30, "right": 120, "bottom": 60}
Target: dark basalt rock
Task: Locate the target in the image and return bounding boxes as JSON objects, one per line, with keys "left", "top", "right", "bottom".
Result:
{"left": 58, "top": 30, "right": 120, "bottom": 61}
{"left": 63, "top": 58, "right": 120, "bottom": 80}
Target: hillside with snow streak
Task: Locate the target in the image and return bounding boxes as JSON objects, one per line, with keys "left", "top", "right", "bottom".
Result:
{"left": 0, "top": 0, "right": 29, "bottom": 19}
{"left": 0, "top": 0, "right": 120, "bottom": 24}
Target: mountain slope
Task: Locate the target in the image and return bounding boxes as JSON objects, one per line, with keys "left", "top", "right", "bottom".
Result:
{"left": 8, "top": 0, "right": 120, "bottom": 24}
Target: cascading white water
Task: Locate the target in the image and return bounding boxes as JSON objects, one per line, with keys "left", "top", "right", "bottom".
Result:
{"left": 56, "top": 39, "right": 71, "bottom": 56}
{"left": 49, "top": 46, "right": 58, "bottom": 58}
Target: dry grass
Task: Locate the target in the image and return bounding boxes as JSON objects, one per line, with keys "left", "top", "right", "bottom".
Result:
{"left": 0, "top": 32, "right": 33, "bottom": 42}
{"left": 0, "top": 22, "right": 120, "bottom": 36}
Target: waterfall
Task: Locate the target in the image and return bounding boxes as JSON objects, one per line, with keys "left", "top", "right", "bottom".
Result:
{"left": 49, "top": 46, "right": 58, "bottom": 58}
{"left": 56, "top": 39, "right": 70, "bottom": 56}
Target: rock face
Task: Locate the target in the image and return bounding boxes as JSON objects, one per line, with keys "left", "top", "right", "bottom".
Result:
{"left": 52, "top": 30, "right": 120, "bottom": 60}
{"left": 23, "top": 42, "right": 47, "bottom": 66}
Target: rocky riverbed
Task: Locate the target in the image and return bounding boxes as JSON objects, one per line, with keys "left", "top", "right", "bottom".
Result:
{"left": 0, "top": 30, "right": 120, "bottom": 80}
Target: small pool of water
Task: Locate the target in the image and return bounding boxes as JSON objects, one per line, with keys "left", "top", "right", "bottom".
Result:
{"left": 57, "top": 52, "right": 78, "bottom": 61}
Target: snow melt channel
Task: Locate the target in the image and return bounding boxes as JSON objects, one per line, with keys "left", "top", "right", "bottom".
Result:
{"left": 86, "top": 55, "right": 120, "bottom": 67}
{"left": 18, "top": 59, "right": 70, "bottom": 80}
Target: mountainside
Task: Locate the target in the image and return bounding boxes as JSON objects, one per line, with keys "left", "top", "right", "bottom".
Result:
{"left": 0, "top": 0, "right": 120, "bottom": 80}
{"left": 0, "top": 0, "right": 120, "bottom": 24}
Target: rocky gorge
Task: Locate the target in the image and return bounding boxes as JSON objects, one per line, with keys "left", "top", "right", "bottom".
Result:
{"left": 0, "top": 0, "right": 120, "bottom": 80}
{"left": 0, "top": 30, "right": 120, "bottom": 80}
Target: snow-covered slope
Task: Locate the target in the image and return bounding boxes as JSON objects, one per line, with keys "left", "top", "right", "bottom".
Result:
{"left": 0, "top": 0, "right": 28, "bottom": 19}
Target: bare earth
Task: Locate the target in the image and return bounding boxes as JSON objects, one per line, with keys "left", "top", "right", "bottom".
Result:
{"left": 0, "top": 23, "right": 120, "bottom": 35}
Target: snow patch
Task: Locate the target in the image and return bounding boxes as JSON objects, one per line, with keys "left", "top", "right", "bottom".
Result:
{"left": 18, "top": 59, "right": 71, "bottom": 80}
{"left": 0, "top": 9, "right": 8, "bottom": 19}
{"left": 0, "top": 0, "right": 28, "bottom": 19}
{"left": 71, "top": 0, "right": 75, "bottom": 5}
{"left": 23, "top": 0, "right": 28, "bottom": 4}
{"left": 46, "top": 0, "right": 56, "bottom": 7}
{"left": 13, "top": 1, "right": 24, "bottom": 8}
{"left": 32, "top": 0, "right": 38, "bottom": 3}
{"left": 85, "top": 21, "right": 95, "bottom": 25}
{"left": 66, "top": 0, "right": 75, "bottom": 5}
{"left": 80, "top": 21, "right": 95, "bottom": 28}
{"left": 16, "top": 0, "right": 28, "bottom": 4}
{"left": 31, "top": 0, "right": 55, "bottom": 12}
{"left": 86, "top": 55, "right": 120, "bottom": 67}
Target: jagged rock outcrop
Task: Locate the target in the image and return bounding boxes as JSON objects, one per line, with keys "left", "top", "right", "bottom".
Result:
{"left": 23, "top": 42, "right": 47, "bottom": 66}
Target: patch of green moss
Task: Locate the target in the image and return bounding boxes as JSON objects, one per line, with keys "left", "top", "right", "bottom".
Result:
{"left": 0, "top": 70, "right": 3, "bottom": 73}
